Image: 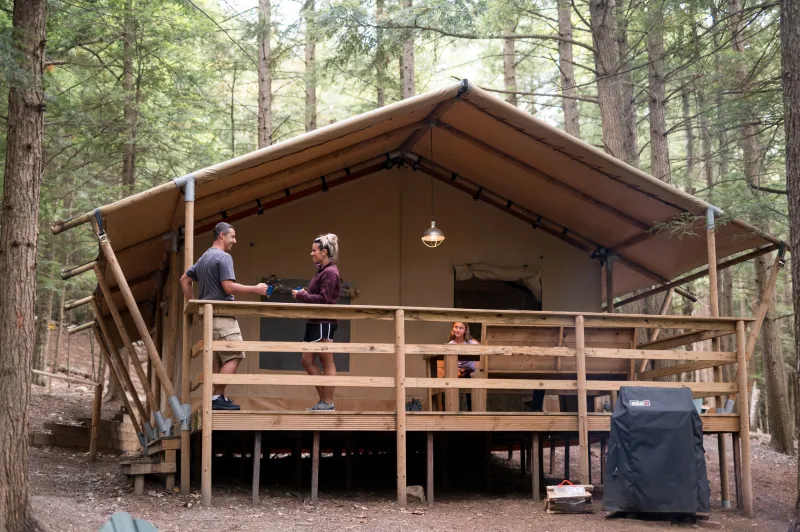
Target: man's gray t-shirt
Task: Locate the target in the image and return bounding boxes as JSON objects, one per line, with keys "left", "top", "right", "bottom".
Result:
{"left": 186, "top": 247, "right": 236, "bottom": 301}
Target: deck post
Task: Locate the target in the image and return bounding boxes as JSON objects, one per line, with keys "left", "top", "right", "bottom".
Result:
{"left": 89, "top": 382, "right": 103, "bottom": 461}
{"left": 600, "top": 438, "right": 606, "bottom": 483}
{"left": 180, "top": 185, "right": 195, "bottom": 495}
{"left": 294, "top": 436, "right": 303, "bottom": 488}
{"left": 427, "top": 431, "right": 434, "bottom": 505}
{"left": 736, "top": 320, "right": 754, "bottom": 517}
{"left": 575, "top": 315, "right": 589, "bottom": 485}
{"left": 549, "top": 439, "right": 555, "bottom": 475}
{"left": 605, "top": 255, "right": 614, "bottom": 312}
{"left": 92, "top": 218, "right": 186, "bottom": 431}
{"left": 532, "top": 434, "right": 540, "bottom": 501}
{"left": 201, "top": 303, "right": 213, "bottom": 506}
{"left": 252, "top": 431, "right": 262, "bottom": 505}
{"left": 563, "top": 440, "right": 570, "bottom": 480}
{"left": 311, "top": 431, "right": 320, "bottom": 503}
{"left": 395, "top": 309, "right": 407, "bottom": 507}
{"left": 444, "top": 354, "right": 458, "bottom": 411}
{"left": 92, "top": 325, "right": 144, "bottom": 443}
{"left": 706, "top": 208, "right": 731, "bottom": 508}
{"left": 90, "top": 301, "right": 148, "bottom": 433}
{"left": 345, "top": 434, "right": 353, "bottom": 489}
{"left": 520, "top": 438, "right": 526, "bottom": 477}
{"left": 732, "top": 432, "right": 742, "bottom": 509}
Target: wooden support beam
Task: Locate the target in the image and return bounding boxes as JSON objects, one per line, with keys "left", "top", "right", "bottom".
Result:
{"left": 91, "top": 301, "right": 149, "bottom": 427}
{"left": 427, "top": 432, "right": 434, "bottom": 505}
{"left": 68, "top": 321, "right": 94, "bottom": 334}
{"left": 181, "top": 196, "right": 194, "bottom": 495}
{"left": 201, "top": 303, "right": 213, "bottom": 507}
{"left": 214, "top": 374, "right": 395, "bottom": 387}
{"left": 31, "top": 369, "right": 95, "bottom": 387}
{"left": 345, "top": 435, "right": 353, "bottom": 490}
{"left": 745, "top": 251, "right": 784, "bottom": 360}
{"left": 64, "top": 295, "right": 94, "bottom": 311}
{"left": 395, "top": 309, "right": 407, "bottom": 507}
{"left": 736, "top": 320, "right": 753, "bottom": 517}
{"left": 444, "top": 353, "right": 458, "bottom": 411}
{"left": 532, "top": 434, "right": 541, "bottom": 501}
{"left": 399, "top": 96, "right": 466, "bottom": 154}
{"left": 637, "top": 359, "right": 731, "bottom": 381}
{"left": 60, "top": 260, "right": 98, "bottom": 280}
{"left": 638, "top": 288, "right": 675, "bottom": 372}
{"left": 605, "top": 257, "right": 614, "bottom": 313}
{"left": 614, "top": 244, "right": 778, "bottom": 308}
{"left": 89, "top": 383, "right": 103, "bottom": 461}
{"left": 311, "top": 431, "right": 320, "bottom": 503}
{"left": 732, "top": 433, "right": 742, "bottom": 510}
{"left": 94, "top": 266, "right": 159, "bottom": 415}
{"left": 252, "top": 431, "right": 261, "bottom": 505}
{"left": 638, "top": 329, "right": 730, "bottom": 350}
{"left": 94, "top": 225, "right": 179, "bottom": 404}
{"left": 575, "top": 315, "right": 589, "bottom": 485}
{"left": 92, "top": 325, "right": 143, "bottom": 439}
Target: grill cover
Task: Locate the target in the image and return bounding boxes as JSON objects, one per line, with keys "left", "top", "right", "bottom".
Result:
{"left": 603, "top": 386, "right": 710, "bottom": 514}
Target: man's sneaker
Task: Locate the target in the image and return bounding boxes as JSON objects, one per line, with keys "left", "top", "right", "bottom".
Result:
{"left": 306, "top": 401, "right": 335, "bottom": 411}
{"left": 212, "top": 396, "right": 240, "bottom": 410}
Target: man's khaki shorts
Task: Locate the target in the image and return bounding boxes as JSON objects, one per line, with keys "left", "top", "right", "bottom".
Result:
{"left": 213, "top": 316, "right": 246, "bottom": 364}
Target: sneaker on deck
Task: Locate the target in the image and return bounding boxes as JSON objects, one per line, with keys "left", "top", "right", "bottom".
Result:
{"left": 212, "top": 396, "right": 240, "bottom": 410}
{"left": 306, "top": 401, "right": 335, "bottom": 411}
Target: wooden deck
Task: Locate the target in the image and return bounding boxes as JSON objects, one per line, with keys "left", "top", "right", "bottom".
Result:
{"left": 205, "top": 410, "right": 740, "bottom": 434}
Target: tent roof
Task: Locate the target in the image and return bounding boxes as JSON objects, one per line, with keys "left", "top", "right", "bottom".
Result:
{"left": 59, "top": 81, "right": 781, "bottom": 325}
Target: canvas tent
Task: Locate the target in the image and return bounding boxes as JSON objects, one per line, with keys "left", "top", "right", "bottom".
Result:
{"left": 54, "top": 79, "right": 781, "bottom": 342}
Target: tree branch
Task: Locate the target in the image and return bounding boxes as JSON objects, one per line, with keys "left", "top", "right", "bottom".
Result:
{"left": 747, "top": 182, "right": 787, "bottom": 195}
{"left": 480, "top": 86, "right": 598, "bottom": 104}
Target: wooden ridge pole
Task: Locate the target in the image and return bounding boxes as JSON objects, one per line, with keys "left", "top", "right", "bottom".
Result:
{"left": 92, "top": 219, "right": 182, "bottom": 421}
{"left": 90, "top": 300, "right": 149, "bottom": 429}
{"left": 180, "top": 188, "right": 195, "bottom": 495}
{"left": 93, "top": 266, "right": 159, "bottom": 417}
{"left": 201, "top": 303, "right": 213, "bottom": 507}
{"left": 575, "top": 315, "right": 589, "bottom": 485}
{"left": 736, "top": 320, "right": 753, "bottom": 517}
{"left": 395, "top": 309, "right": 407, "bottom": 507}
{"left": 92, "top": 325, "right": 143, "bottom": 440}
{"left": 707, "top": 209, "right": 730, "bottom": 509}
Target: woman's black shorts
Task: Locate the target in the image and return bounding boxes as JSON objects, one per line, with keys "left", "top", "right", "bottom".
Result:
{"left": 303, "top": 322, "right": 338, "bottom": 342}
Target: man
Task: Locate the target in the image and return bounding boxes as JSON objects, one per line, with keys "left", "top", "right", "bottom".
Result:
{"left": 180, "top": 222, "right": 268, "bottom": 410}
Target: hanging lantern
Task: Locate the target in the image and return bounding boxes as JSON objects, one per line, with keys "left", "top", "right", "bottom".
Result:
{"left": 421, "top": 221, "right": 445, "bottom": 247}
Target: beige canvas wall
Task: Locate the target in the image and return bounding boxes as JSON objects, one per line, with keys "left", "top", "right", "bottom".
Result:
{"left": 186, "top": 167, "right": 601, "bottom": 410}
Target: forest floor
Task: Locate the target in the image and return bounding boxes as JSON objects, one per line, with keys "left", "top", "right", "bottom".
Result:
{"left": 27, "top": 333, "right": 797, "bottom": 531}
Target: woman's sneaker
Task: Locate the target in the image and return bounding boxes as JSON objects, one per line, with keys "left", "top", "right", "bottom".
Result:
{"left": 212, "top": 395, "right": 241, "bottom": 410}
{"left": 306, "top": 401, "right": 335, "bottom": 411}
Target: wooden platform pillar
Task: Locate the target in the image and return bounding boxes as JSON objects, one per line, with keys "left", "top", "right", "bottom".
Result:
{"left": 549, "top": 440, "right": 555, "bottom": 475}
{"left": 735, "top": 320, "right": 754, "bottom": 517}
{"left": 732, "top": 433, "right": 742, "bottom": 510}
{"left": 201, "top": 303, "right": 213, "bottom": 507}
{"left": 395, "top": 309, "right": 407, "bottom": 507}
{"left": 311, "top": 431, "right": 320, "bottom": 503}
{"left": 575, "top": 315, "right": 589, "bottom": 485}
{"left": 345, "top": 434, "right": 353, "bottom": 490}
{"left": 520, "top": 438, "right": 527, "bottom": 477}
{"left": 92, "top": 325, "right": 143, "bottom": 440}
{"left": 427, "top": 431, "right": 434, "bottom": 505}
{"left": 252, "top": 431, "right": 262, "bottom": 505}
{"left": 600, "top": 438, "right": 607, "bottom": 483}
{"left": 532, "top": 434, "right": 540, "bottom": 501}
{"left": 706, "top": 209, "right": 731, "bottom": 508}
{"left": 294, "top": 437, "right": 303, "bottom": 488}
{"left": 564, "top": 439, "right": 570, "bottom": 480}
{"left": 180, "top": 194, "right": 195, "bottom": 495}
{"left": 89, "top": 382, "right": 103, "bottom": 461}
{"left": 444, "top": 354, "right": 458, "bottom": 411}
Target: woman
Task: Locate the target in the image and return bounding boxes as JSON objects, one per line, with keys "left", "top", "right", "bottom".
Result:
{"left": 292, "top": 233, "right": 341, "bottom": 411}
{"left": 448, "top": 322, "right": 480, "bottom": 377}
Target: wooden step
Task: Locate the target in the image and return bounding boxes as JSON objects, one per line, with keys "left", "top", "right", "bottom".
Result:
{"left": 144, "top": 437, "right": 180, "bottom": 456}
{"left": 121, "top": 461, "right": 177, "bottom": 475}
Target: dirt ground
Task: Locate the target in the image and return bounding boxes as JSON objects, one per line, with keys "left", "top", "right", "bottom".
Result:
{"left": 28, "top": 343, "right": 797, "bottom": 531}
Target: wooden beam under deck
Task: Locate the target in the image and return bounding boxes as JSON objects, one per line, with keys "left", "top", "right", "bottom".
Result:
{"left": 205, "top": 411, "right": 740, "bottom": 434}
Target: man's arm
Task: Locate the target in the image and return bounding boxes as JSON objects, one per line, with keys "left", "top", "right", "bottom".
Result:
{"left": 221, "top": 280, "right": 268, "bottom": 297}
{"left": 180, "top": 273, "right": 195, "bottom": 301}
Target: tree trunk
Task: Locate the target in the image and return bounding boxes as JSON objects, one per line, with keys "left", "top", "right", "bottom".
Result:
{"left": 615, "top": 0, "right": 638, "bottom": 166}
{"left": 557, "top": 0, "right": 580, "bottom": 138}
{"left": 589, "top": 0, "right": 626, "bottom": 161}
{"left": 400, "top": 0, "right": 415, "bottom": 99}
{"left": 646, "top": 5, "right": 670, "bottom": 183}
{"left": 121, "top": 0, "right": 137, "bottom": 194}
{"left": 230, "top": 64, "right": 237, "bottom": 157}
{"left": 304, "top": 0, "right": 317, "bottom": 132}
{"left": 376, "top": 0, "right": 386, "bottom": 107}
{"left": 503, "top": 22, "right": 518, "bottom": 107}
{"left": 0, "top": 0, "right": 46, "bottom": 529}
{"left": 257, "top": 0, "right": 272, "bottom": 148}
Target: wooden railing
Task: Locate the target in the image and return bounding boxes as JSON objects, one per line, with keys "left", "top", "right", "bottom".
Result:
{"left": 183, "top": 300, "right": 754, "bottom": 510}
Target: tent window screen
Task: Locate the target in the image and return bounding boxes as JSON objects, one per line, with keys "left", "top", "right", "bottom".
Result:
{"left": 258, "top": 278, "right": 351, "bottom": 371}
